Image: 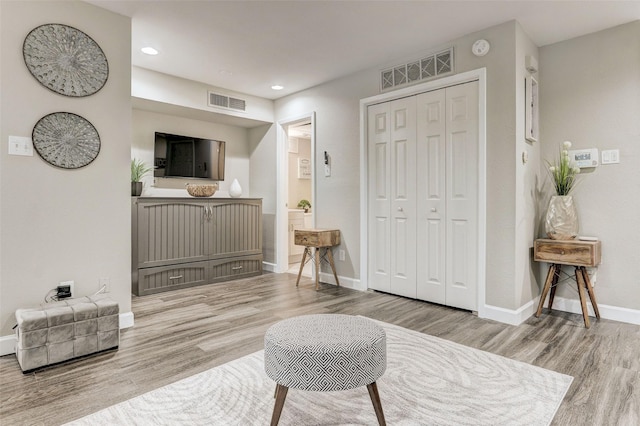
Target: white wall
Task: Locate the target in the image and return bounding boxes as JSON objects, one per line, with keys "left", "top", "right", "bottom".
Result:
{"left": 514, "top": 23, "right": 542, "bottom": 307}
{"left": 249, "top": 124, "right": 278, "bottom": 264}
{"left": 274, "top": 69, "right": 375, "bottom": 279}
{"left": 132, "top": 67, "right": 274, "bottom": 125}
{"left": 131, "top": 109, "right": 251, "bottom": 197}
{"left": 539, "top": 21, "right": 640, "bottom": 312}
{"left": 270, "top": 21, "right": 523, "bottom": 309}
{"left": 0, "top": 1, "right": 132, "bottom": 337}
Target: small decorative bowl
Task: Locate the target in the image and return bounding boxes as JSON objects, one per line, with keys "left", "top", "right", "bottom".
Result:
{"left": 185, "top": 183, "right": 218, "bottom": 197}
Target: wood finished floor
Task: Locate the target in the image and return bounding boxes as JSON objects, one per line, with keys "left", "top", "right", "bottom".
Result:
{"left": 1, "top": 272, "right": 638, "bottom": 425}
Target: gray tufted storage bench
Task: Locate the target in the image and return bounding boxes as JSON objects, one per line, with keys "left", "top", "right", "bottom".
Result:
{"left": 15, "top": 294, "right": 119, "bottom": 373}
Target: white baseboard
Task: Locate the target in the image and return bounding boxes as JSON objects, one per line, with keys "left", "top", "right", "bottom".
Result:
{"left": 0, "top": 311, "right": 135, "bottom": 357}
{"left": 262, "top": 262, "right": 277, "bottom": 273}
{"left": 543, "top": 296, "right": 640, "bottom": 325}
{"left": 0, "top": 334, "right": 16, "bottom": 357}
{"left": 482, "top": 296, "right": 640, "bottom": 327}
{"left": 119, "top": 311, "right": 135, "bottom": 329}
{"left": 319, "top": 272, "right": 365, "bottom": 292}
{"left": 482, "top": 299, "right": 536, "bottom": 326}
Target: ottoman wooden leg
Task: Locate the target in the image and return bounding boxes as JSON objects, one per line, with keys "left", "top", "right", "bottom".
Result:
{"left": 270, "top": 384, "right": 289, "bottom": 426}
{"left": 366, "top": 381, "right": 386, "bottom": 426}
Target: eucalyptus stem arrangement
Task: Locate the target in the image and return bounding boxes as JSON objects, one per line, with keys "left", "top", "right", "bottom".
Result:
{"left": 547, "top": 141, "right": 580, "bottom": 195}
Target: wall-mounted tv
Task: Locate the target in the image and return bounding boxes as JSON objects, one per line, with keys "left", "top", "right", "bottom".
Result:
{"left": 154, "top": 132, "right": 225, "bottom": 180}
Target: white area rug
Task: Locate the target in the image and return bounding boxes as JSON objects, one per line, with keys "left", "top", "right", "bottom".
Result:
{"left": 67, "top": 319, "right": 572, "bottom": 425}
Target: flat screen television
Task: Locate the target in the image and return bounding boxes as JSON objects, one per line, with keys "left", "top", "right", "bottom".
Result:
{"left": 154, "top": 132, "right": 225, "bottom": 180}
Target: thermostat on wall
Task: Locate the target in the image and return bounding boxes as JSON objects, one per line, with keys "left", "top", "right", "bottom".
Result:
{"left": 568, "top": 148, "right": 599, "bottom": 168}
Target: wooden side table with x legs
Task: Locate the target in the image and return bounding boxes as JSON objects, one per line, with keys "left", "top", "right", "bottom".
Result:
{"left": 534, "top": 238, "right": 601, "bottom": 328}
{"left": 294, "top": 229, "right": 340, "bottom": 290}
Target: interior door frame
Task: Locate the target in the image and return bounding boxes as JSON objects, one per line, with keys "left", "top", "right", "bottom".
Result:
{"left": 275, "top": 111, "right": 316, "bottom": 273}
{"left": 359, "top": 68, "right": 487, "bottom": 317}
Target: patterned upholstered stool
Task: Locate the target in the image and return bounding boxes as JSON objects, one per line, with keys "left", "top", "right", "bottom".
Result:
{"left": 264, "top": 314, "right": 387, "bottom": 426}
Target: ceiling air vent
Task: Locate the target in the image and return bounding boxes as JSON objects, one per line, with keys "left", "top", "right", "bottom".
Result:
{"left": 380, "top": 47, "right": 454, "bottom": 92}
{"left": 208, "top": 91, "right": 247, "bottom": 112}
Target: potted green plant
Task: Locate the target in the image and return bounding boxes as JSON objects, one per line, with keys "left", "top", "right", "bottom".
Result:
{"left": 544, "top": 141, "right": 581, "bottom": 239}
{"left": 297, "top": 199, "right": 311, "bottom": 213}
{"left": 131, "top": 158, "right": 152, "bottom": 196}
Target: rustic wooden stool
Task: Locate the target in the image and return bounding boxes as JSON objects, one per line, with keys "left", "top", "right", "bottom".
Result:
{"left": 294, "top": 228, "right": 340, "bottom": 290}
{"left": 534, "top": 239, "right": 601, "bottom": 328}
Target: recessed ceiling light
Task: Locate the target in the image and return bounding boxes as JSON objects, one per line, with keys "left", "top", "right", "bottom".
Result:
{"left": 271, "top": 85, "right": 284, "bottom": 90}
{"left": 141, "top": 46, "right": 159, "bottom": 55}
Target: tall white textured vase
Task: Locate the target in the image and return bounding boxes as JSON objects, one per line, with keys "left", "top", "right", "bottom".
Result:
{"left": 229, "top": 178, "right": 242, "bottom": 198}
{"left": 545, "top": 195, "right": 579, "bottom": 240}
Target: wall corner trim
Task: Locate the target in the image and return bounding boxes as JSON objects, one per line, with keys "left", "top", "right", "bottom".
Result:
{"left": 481, "top": 300, "right": 536, "bottom": 326}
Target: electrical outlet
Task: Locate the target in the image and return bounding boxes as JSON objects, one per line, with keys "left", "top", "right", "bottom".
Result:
{"left": 58, "top": 280, "right": 74, "bottom": 298}
{"left": 99, "top": 277, "right": 110, "bottom": 293}
{"left": 338, "top": 250, "right": 345, "bottom": 261}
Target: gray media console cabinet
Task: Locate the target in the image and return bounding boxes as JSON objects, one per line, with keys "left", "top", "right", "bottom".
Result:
{"left": 132, "top": 197, "right": 263, "bottom": 296}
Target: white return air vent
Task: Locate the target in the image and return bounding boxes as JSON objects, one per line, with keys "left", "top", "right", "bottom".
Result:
{"left": 208, "top": 91, "right": 247, "bottom": 112}
{"left": 380, "top": 47, "right": 454, "bottom": 92}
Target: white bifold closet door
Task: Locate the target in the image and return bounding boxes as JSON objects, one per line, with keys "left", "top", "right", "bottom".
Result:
{"left": 368, "top": 81, "right": 478, "bottom": 311}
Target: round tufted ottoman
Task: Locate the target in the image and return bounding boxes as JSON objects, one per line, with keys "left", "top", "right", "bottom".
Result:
{"left": 264, "top": 314, "right": 387, "bottom": 426}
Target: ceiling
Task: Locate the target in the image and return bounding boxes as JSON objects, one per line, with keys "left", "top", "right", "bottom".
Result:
{"left": 88, "top": 1, "right": 639, "bottom": 100}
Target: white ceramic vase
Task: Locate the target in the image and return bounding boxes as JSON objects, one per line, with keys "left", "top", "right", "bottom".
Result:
{"left": 229, "top": 178, "right": 242, "bottom": 198}
{"left": 545, "top": 195, "right": 579, "bottom": 240}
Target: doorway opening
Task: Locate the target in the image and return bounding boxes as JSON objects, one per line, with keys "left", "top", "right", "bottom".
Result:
{"left": 276, "top": 112, "right": 316, "bottom": 274}
{"left": 286, "top": 121, "right": 314, "bottom": 276}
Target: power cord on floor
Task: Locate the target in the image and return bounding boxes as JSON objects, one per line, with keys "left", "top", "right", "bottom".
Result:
{"left": 93, "top": 285, "right": 107, "bottom": 296}
{"left": 43, "top": 288, "right": 58, "bottom": 303}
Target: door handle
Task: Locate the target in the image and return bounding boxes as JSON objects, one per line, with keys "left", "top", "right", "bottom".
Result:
{"left": 169, "top": 275, "right": 183, "bottom": 280}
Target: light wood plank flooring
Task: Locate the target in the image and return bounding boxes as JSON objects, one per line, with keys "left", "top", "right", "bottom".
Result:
{"left": 1, "top": 272, "right": 638, "bottom": 425}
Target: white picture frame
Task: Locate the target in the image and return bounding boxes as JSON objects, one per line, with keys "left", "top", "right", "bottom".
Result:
{"left": 525, "top": 75, "right": 539, "bottom": 143}
{"left": 298, "top": 158, "right": 311, "bottom": 179}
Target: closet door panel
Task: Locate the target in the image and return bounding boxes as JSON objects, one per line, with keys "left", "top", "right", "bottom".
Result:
{"left": 367, "top": 80, "right": 478, "bottom": 310}
{"left": 390, "top": 97, "right": 417, "bottom": 298}
{"left": 445, "top": 81, "right": 478, "bottom": 311}
{"left": 416, "top": 89, "right": 446, "bottom": 304}
{"left": 368, "top": 103, "right": 391, "bottom": 292}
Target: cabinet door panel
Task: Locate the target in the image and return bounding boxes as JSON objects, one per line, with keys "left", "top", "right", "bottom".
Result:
{"left": 209, "top": 201, "right": 262, "bottom": 259}
{"left": 137, "top": 201, "right": 208, "bottom": 268}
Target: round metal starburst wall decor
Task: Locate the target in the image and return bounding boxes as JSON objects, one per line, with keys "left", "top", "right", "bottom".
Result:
{"left": 32, "top": 112, "right": 101, "bottom": 169}
{"left": 23, "top": 23, "right": 109, "bottom": 97}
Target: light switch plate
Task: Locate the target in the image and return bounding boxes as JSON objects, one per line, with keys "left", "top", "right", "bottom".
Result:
{"left": 8, "top": 136, "right": 34, "bottom": 156}
{"left": 601, "top": 149, "right": 620, "bottom": 164}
